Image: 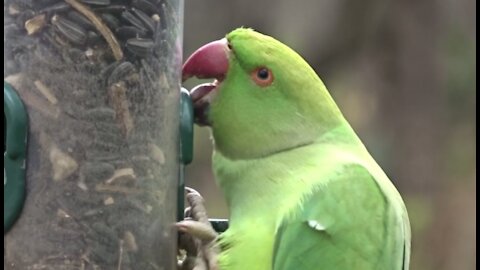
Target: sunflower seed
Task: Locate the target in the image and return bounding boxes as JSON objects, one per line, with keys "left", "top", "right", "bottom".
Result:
{"left": 109, "top": 0, "right": 130, "bottom": 4}
{"left": 38, "top": 2, "right": 70, "bottom": 16}
{"left": 131, "top": 8, "right": 154, "bottom": 33}
{"left": 100, "top": 13, "right": 120, "bottom": 30}
{"left": 115, "top": 26, "right": 146, "bottom": 40}
{"left": 80, "top": 0, "right": 111, "bottom": 6}
{"left": 140, "top": 59, "right": 157, "bottom": 84}
{"left": 121, "top": 10, "right": 147, "bottom": 32}
{"left": 67, "top": 11, "right": 95, "bottom": 30}
{"left": 132, "top": 0, "right": 158, "bottom": 15}
{"left": 93, "top": 5, "right": 126, "bottom": 14}
{"left": 52, "top": 15, "right": 87, "bottom": 45}
{"left": 126, "top": 38, "right": 154, "bottom": 57}
{"left": 99, "top": 61, "right": 121, "bottom": 80}
{"left": 67, "top": 48, "right": 86, "bottom": 62}
{"left": 86, "top": 30, "right": 102, "bottom": 45}
{"left": 108, "top": 61, "right": 136, "bottom": 85}
{"left": 157, "top": 2, "right": 168, "bottom": 30}
{"left": 42, "top": 28, "right": 64, "bottom": 50}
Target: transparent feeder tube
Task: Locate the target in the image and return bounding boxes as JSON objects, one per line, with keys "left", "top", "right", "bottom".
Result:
{"left": 4, "top": 0, "right": 184, "bottom": 268}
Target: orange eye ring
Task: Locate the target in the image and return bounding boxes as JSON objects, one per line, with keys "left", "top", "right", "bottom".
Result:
{"left": 251, "top": 67, "right": 274, "bottom": 87}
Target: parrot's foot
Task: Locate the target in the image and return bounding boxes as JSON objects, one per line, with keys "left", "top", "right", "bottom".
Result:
{"left": 177, "top": 187, "right": 220, "bottom": 270}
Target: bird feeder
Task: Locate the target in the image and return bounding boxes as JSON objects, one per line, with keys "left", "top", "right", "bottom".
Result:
{"left": 4, "top": 0, "right": 187, "bottom": 268}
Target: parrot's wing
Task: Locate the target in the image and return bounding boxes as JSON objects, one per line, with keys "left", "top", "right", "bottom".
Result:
{"left": 272, "top": 164, "right": 408, "bottom": 270}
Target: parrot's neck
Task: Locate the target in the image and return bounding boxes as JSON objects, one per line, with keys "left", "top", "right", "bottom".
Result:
{"left": 213, "top": 123, "right": 364, "bottom": 216}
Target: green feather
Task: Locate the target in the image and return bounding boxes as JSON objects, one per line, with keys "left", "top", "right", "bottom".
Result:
{"left": 272, "top": 164, "right": 409, "bottom": 270}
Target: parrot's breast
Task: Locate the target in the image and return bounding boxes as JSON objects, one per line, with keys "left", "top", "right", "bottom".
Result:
{"left": 212, "top": 143, "right": 355, "bottom": 269}
{"left": 212, "top": 131, "right": 410, "bottom": 270}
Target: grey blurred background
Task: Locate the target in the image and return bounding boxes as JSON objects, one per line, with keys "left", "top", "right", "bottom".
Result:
{"left": 182, "top": 1, "right": 476, "bottom": 269}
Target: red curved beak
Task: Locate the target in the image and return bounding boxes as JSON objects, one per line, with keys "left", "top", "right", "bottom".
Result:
{"left": 182, "top": 38, "right": 230, "bottom": 82}
{"left": 182, "top": 38, "right": 230, "bottom": 126}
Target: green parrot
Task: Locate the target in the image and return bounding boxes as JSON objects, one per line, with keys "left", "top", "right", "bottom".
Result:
{"left": 182, "top": 28, "right": 411, "bottom": 270}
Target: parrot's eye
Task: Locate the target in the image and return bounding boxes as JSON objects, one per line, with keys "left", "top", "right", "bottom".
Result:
{"left": 251, "top": 67, "right": 274, "bottom": 87}
{"left": 257, "top": 68, "right": 269, "bottom": 79}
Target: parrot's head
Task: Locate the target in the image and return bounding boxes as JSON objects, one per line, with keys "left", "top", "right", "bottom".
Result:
{"left": 183, "top": 28, "right": 344, "bottom": 159}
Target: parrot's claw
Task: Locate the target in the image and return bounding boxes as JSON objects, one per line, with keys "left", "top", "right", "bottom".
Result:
{"left": 176, "top": 220, "right": 218, "bottom": 242}
{"left": 178, "top": 187, "right": 220, "bottom": 270}
{"left": 185, "top": 186, "right": 202, "bottom": 196}
{"left": 184, "top": 207, "right": 192, "bottom": 218}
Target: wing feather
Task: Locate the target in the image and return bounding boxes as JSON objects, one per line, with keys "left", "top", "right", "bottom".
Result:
{"left": 272, "top": 165, "right": 408, "bottom": 270}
